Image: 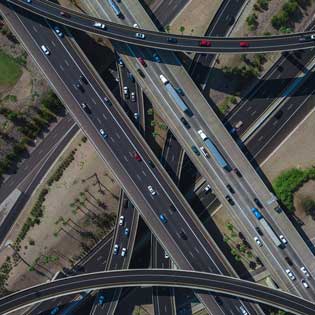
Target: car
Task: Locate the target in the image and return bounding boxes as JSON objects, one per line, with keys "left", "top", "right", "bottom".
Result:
{"left": 41, "top": 45, "right": 50, "bottom": 55}
{"left": 134, "top": 112, "right": 139, "bottom": 120}
{"left": 80, "top": 102, "right": 91, "bottom": 114}
{"left": 123, "top": 199, "right": 128, "bottom": 208}
{"left": 256, "top": 257, "right": 263, "bottom": 266}
{"left": 225, "top": 195, "right": 234, "bottom": 205}
{"left": 169, "top": 204, "right": 176, "bottom": 212}
{"left": 228, "top": 15, "right": 235, "bottom": 26}
{"left": 233, "top": 168, "right": 242, "bottom": 177}
{"left": 238, "top": 232, "right": 245, "bottom": 241}
{"left": 214, "top": 296, "right": 223, "bottom": 306}
{"left": 118, "top": 58, "right": 124, "bottom": 66}
{"left": 50, "top": 307, "right": 59, "bottom": 315}
{"left": 135, "top": 33, "right": 145, "bottom": 39}
{"left": 239, "top": 306, "right": 249, "bottom": 315}
{"left": 128, "top": 72, "right": 134, "bottom": 82}
{"left": 200, "top": 39, "right": 211, "bottom": 47}
{"left": 93, "top": 22, "right": 106, "bottom": 29}
{"left": 200, "top": 146, "right": 209, "bottom": 158}
{"left": 133, "top": 23, "right": 139, "bottom": 28}
{"left": 113, "top": 244, "right": 119, "bottom": 255}
{"left": 226, "top": 184, "right": 234, "bottom": 194}
{"left": 121, "top": 248, "right": 127, "bottom": 257}
{"left": 255, "top": 226, "right": 263, "bottom": 236}
{"left": 204, "top": 184, "right": 212, "bottom": 193}
{"left": 148, "top": 160, "right": 155, "bottom": 168}
{"left": 148, "top": 185, "right": 156, "bottom": 196}
{"left": 131, "top": 92, "right": 136, "bottom": 102}
{"left": 138, "top": 57, "right": 147, "bottom": 67}
{"left": 75, "top": 82, "right": 84, "bottom": 93}
{"left": 300, "top": 266, "right": 310, "bottom": 277}
{"left": 167, "top": 37, "right": 177, "bottom": 43}
{"left": 137, "top": 68, "right": 145, "bottom": 78}
{"left": 274, "top": 206, "right": 282, "bottom": 213}
{"left": 164, "top": 251, "right": 169, "bottom": 259}
{"left": 60, "top": 11, "right": 71, "bottom": 18}
{"left": 274, "top": 110, "right": 283, "bottom": 120}
{"left": 302, "top": 279, "right": 309, "bottom": 288}
{"left": 53, "top": 26, "right": 63, "bottom": 37}
{"left": 179, "top": 231, "right": 187, "bottom": 240}
{"left": 104, "top": 96, "right": 111, "bottom": 105}
{"left": 124, "top": 228, "right": 129, "bottom": 236}
{"left": 134, "top": 152, "right": 141, "bottom": 161}
{"left": 254, "top": 236, "right": 262, "bottom": 247}
{"left": 234, "top": 120, "right": 243, "bottom": 130}
{"left": 285, "top": 256, "right": 293, "bottom": 266}
{"left": 153, "top": 52, "right": 161, "bottom": 62}
{"left": 98, "top": 295, "right": 105, "bottom": 305}
{"left": 180, "top": 117, "right": 190, "bottom": 129}
{"left": 123, "top": 86, "right": 129, "bottom": 98}
{"left": 254, "top": 198, "right": 263, "bottom": 209}
{"left": 119, "top": 215, "right": 124, "bottom": 226}
{"left": 176, "top": 87, "right": 184, "bottom": 96}
{"left": 159, "top": 214, "right": 167, "bottom": 224}
{"left": 191, "top": 145, "right": 200, "bottom": 156}
{"left": 240, "top": 41, "right": 249, "bottom": 47}
{"left": 99, "top": 128, "right": 108, "bottom": 139}
{"left": 80, "top": 74, "right": 88, "bottom": 84}
{"left": 279, "top": 234, "right": 287, "bottom": 245}
{"left": 24, "top": 0, "right": 32, "bottom": 2}
{"left": 300, "top": 34, "right": 315, "bottom": 41}
{"left": 285, "top": 269, "right": 296, "bottom": 281}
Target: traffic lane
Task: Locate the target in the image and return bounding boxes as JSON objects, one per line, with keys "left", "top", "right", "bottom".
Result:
{"left": 0, "top": 114, "right": 73, "bottom": 203}
{"left": 247, "top": 74, "right": 315, "bottom": 162}
{"left": 227, "top": 48, "right": 315, "bottom": 130}
{"left": 1, "top": 270, "right": 314, "bottom": 315}
{"left": 7, "top": 0, "right": 315, "bottom": 53}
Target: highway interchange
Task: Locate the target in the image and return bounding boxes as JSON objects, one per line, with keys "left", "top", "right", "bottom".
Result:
{"left": 1, "top": 0, "right": 310, "bottom": 315}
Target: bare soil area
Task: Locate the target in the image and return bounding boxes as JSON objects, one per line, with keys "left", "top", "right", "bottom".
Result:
{"left": 1, "top": 132, "right": 119, "bottom": 292}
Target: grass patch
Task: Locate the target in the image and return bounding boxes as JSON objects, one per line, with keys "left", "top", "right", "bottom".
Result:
{"left": 273, "top": 167, "right": 315, "bottom": 213}
{"left": 0, "top": 50, "right": 22, "bottom": 86}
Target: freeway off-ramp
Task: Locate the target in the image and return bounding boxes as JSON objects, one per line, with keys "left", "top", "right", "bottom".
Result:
{"left": 0, "top": 269, "right": 314, "bottom": 315}
{"left": 5, "top": 0, "right": 315, "bottom": 53}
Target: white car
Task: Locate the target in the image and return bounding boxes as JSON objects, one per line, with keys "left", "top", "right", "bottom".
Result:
{"left": 204, "top": 184, "right": 211, "bottom": 193}
{"left": 54, "top": 26, "right": 63, "bottom": 37}
{"left": 41, "top": 45, "right": 50, "bottom": 55}
{"left": 300, "top": 266, "right": 310, "bottom": 277}
{"left": 99, "top": 128, "right": 108, "bottom": 139}
{"left": 131, "top": 92, "right": 136, "bottom": 102}
{"left": 93, "top": 22, "right": 106, "bottom": 29}
{"left": 164, "top": 251, "right": 169, "bottom": 259}
{"left": 254, "top": 236, "right": 262, "bottom": 247}
{"left": 135, "top": 33, "right": 145, "bottom": 39}
{"left": 302, "top": 279, "right": 309, "bottom": 288}
{"left": 134, "top": 112, "right": 139, "bottom": 120}
{"left": 285, "top": 269, "right": 296, "bottom": 281}
{"left": 148, "top": 185, "right": 156, "bottom": 196}
{"left": 113, "top": 244, "right": 119, "bottom": 255}
{"left": 279, "top": 234, "right": 287, "bottom": 245}
{"left": 133, "top": 23, "right": 139, "bottom": 28}
{"left": 123, "top": 86, "right": 129, "bottom": 95}
{"left": 119, "top": 215, "right": 124, "bottom": 226}
{"left": 239, "top": 306, "right": 248, "bottom": 315}
{"left": 311, "top": 34, "right": 315, "bottom": 40}
{"left": 121, "top": 248, "right": 127, "bottom": 257}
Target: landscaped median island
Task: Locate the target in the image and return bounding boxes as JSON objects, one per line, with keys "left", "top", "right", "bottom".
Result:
{"left": 0, "top": 133, "right": 119, "bottom": 293}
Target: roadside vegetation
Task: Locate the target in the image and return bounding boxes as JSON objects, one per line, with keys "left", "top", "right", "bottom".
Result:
{"left": 273, "top": 167, "right": 315, "bottom": 213}
{"left": 0, "top": 50, "right": 22, "bottom": 86}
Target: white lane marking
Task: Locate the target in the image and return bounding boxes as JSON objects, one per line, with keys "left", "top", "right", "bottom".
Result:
{"left": 91, "top": 98, "right": 97, "bottom": 105}
{"left": 142, "top": 170, "right": 146, "bottom": 176}
{"left": 102, "top": 113, "right": 107, "bottom": 120}
{"left": 115, "top": 132, "right": 121, "bottom": 139}
{"left": 64, "top": 59, "right": 70, "bottom": 66}
{"left": 51, "top": 40, "right": 56, "bottom": 47}
{"left": 123, "top": 155, "right": 128, "bottom": 162}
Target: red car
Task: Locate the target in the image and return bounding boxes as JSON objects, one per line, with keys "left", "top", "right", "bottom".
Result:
{"left": 138, "top": 57, "right": 147, "bottom": 67}
{"left": 134, "top": 152, "right": 142, "bottom": 161}
{"left": 200, "top": 39, "right": 211, "bottom": 47}
{"left": 239, "top": 41, "right": 249, "bottom": 47}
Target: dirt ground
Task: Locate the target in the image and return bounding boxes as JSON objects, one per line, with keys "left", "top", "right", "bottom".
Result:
{"left": 209, "top": 0, "right": 315, "bottom": 108}
{"left": 169, "top": 0, "right": 222, "bottom": 36}
{"left": 1, "top": 132, "right": 119, "bottom": 291}
{"left": 261, "top": 108, "right": 315, "bottom": 181}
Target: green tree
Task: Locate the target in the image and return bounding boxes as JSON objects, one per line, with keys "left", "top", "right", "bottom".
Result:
{"left": 179, "top": 26, "right": 185, "bottom": 35}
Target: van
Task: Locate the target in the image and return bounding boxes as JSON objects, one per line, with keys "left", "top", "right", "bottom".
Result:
{"left": 200, "top": 146, "right": 209, "bottom": 158}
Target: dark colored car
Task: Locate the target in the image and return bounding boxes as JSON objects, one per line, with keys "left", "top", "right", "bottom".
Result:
{"left": 80, "top": 74, "right": 88, "bottom": 84}
{"left": 274, "top": 110, "right": 283, "bottom": 120}
{"left": 137, "top": 68, "right": 145, "bottom": 78}
{"left": 159, "top": 214, "right": 167, "bottom": 224}
{"left": 80, "top": 102, "right": 90, "bottom": 114}
{"left": 191, "top": 145, "right": 200, "bottom": 156}
{"left": 226, "top": 184, "right": 235, "bottom": 194}
{"left": 256, "top": 226, "right": 263, "bottom": 236}
{"left": 180, "top": 117, "right": 190, "bottom": 129}
{"left": 179, "top": 231, "right": 187, "bottom": 240}
{"left": 167, "top": 37, "right": 177, "bottom": 43}
{"left": 233, "top": 168, "right": 242, "bottom": 177}
{"left": 285, "top": 256, "right": 293, "bottom": 266}
{"left": 75, "top": 82, "right": 84, "bottom": 93}
{"left": 238, "top": 232, "right": 246, "bottom": 241}
{"left": 60, "top": 11, "right": 71, "bottom": 18}
{"left": 214, "top": 296, "right": 223, "bottom": 305}
{"left": 148, "top": 160, "right": 155, "bottom": 168}
{"left": 226, "top": 195, "right": 234, "bottom": 205}
{"left": 169, "top": 204, "right": 176, "bottom": 212}
{"left": 254, "top": 198, "right": 263, "bottom": 209}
